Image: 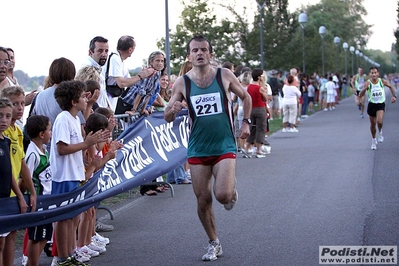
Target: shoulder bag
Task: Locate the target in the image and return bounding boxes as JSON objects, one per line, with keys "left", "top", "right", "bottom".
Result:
{"left": 105, "top": 52, "right": 125, "bottom": 97}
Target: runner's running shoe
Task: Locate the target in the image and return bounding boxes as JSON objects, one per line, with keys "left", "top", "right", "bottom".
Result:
{"left": 371, "top": 139, "right": 377, "bottom": 150}
{"left": 202, "top": 241, "right": 223, "bottom": 261}
{"left": 224, "top": 190, "right": 238, "bottom": 211}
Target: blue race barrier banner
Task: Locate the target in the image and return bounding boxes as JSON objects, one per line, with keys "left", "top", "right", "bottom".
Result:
{"left": 0, "top": 110, "right": 189, "bottom": 234}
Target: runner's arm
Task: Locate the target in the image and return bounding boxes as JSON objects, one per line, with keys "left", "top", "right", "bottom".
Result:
{"left": 164, "top": 77, "right": 185, "bottom": 122}
{"left": 224, "top": 69, "right": 251, "bottom": 139}
{"left": 358, "top": 81, "right": 369, "bottom": 98}
{"left": 350, "top": 76, "right": 356, "bottom": 91}
{"left": 382, "top": 79, "right": 397, "bottom": 103}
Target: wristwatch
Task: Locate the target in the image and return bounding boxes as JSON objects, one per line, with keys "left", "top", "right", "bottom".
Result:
{"left": 243, "top": 118, "right": 252, "bottom": 125}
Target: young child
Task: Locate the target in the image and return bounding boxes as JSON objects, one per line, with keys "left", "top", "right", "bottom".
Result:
{"left": 0, "top": 98, "right": 27, "bottom": 266}
{"left": 76, "top": 113, "right": 114, "bottom": 259}
{"left": 84, "top": 80, "right": 100, "bottom": 111}
{"left": 78, "top": 112, "right": 122, "bottom": 251}
{"left": 50, "top": 80, "right": 109, "bottom": 266}
{"left": 23, "top": 115, "right": 53, "bottom": 266}
{"left": 94, "top": 107, "right": 117, "bottom": 145}
{"left": 0, "top": 86, "right": 37, "bottom": 266}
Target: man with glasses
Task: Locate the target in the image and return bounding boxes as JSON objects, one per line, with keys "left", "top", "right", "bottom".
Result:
{"left": 2, "top": 48, "right": 36, "bottom": 129}
{"left": 0, "top": 47, "right": 11, "bottom": 90}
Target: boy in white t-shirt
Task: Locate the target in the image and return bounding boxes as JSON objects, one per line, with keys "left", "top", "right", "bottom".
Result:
{"left": 51, "top": 80, "right": 109, "bottom": 265}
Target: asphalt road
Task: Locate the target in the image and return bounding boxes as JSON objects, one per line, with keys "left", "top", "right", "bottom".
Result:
{"left": 17, "top": 93, "right": 399, "bottom": 266}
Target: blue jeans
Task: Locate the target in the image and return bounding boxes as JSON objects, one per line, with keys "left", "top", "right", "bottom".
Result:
{"left": 301, "top": 93, "right": 309, "bottom": 115}
{"left": 342, "top": 84, "right": 347, "bottom": 98}
{"left": 166, "top": 165, "right": 188, "bottom": 184}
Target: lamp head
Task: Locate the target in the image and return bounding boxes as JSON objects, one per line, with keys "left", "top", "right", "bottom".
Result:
{"left": 319, "top": 26, "right": 326, "bottom": 37}
{"left": 334, "top": 36, "right": 340, "bottom": 46}
{"left": 298, "top": 13, "right": 308, "bottom": 28}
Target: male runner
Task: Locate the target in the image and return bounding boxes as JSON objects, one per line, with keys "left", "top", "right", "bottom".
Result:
{"left": 359, "top": 66, "right": 396, "bottom": 150}
{"left": 351, "top": 67, "right": 368, "bottom": 118}
{"left": 164, "top": 35, "right": 251, "bottom": 261}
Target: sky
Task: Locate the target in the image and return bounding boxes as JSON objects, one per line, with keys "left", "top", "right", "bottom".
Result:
{"left": 3, "top": 0, "right": 397, "bottom": 77}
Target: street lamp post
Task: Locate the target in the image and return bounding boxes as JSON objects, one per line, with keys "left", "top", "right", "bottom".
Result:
{"left": 257, "top": 2, "right": 266, "bottom": 70}
{"left": 334, "top": 36, "right": 340, "bottom": 73}
{"left": 355, "top": 50, "right": 360, "bottom": 70}
{"left": 359, "top": 52, "right": 363, "bottom": 68}
{"left": 299, "top": 13, "right": 308, "bottom": 73}
{"left": 165, "top": 0, "right": 170, "bottom": 76}
{"left": 350, "top": 46, "right": 355, "bottom": 75}
{"left": 319, "top": 26, "right": 326, "bottom": 76}
{"left": 364, "top": 56, "right": 369, "bottom": 70}
{"left": 343, "top": 42, "right": 348, "bottom": 75}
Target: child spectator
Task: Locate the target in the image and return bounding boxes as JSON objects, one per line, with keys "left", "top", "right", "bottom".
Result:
{"left": 1, "top": 86, "right": 36, "bottom": 266}
{"left": 0, "top": 98, "right": 27, "bottom": 266}
{"left": 84, "top": 79, "right": 100, "bottom": 111}
{"left": 50, "top": 80, "right": 109, "bottom": 265}
{"left": 76, "top": 112, "right": 122, "bottom": 259}
{"left": 24, "top": 115, "right": 53, "bottom": 266}
{"left": 92, "top": 107, "right": 120, "bottom": 233}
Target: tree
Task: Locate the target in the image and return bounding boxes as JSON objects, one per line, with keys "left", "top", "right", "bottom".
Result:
{"left": 246, "top": 0, "right": 299, "bottom": 71}
{"left": 298, "top": 0, "right": 372, "bottom": 74}
{"left": 395, "top": 1, "right": 399, "bottom": 60}
{"left": 159, "top": 0, "right": 374, "bottom": 75}
{"left": 157, "top": 0, "right": 248, "bottom": 75}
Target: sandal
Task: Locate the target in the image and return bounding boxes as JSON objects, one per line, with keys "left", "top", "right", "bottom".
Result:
{"left": 44, "top": 243, "right": 53, "bottom": 257}
{"left": 143, "top": 190, "right": 157, "bottom": 196}
{"left": 178, "top": 180, "right": 192, "bottom": 184}
{"left": 155, "top": 186, "right": 165, "bottom": 193}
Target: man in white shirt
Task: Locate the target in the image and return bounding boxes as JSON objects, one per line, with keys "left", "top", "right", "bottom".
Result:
{"left": 104, "top": 35, "right": 156, "bottom": 111}
{"left": 81, "top": 36, "right": 111, "bottom": 108}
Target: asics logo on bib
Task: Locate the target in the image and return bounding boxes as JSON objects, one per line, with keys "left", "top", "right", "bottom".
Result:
{"left": 195, "top": 96, "right": 216, "bottom": 104}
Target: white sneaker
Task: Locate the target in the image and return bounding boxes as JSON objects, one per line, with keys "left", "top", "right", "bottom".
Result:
{"left": 202, "top": 241, "right": 223, "bottom": 261}
{"left": 255, "top": 153, "right": 267, "bottom": 158}
{"left": 378, "top": 131, "right": 384, "bottom": 143}
{"left": 74, "top": 248, "right": 91, "bottom": 262}
{"left": 51, "top": 257, "right": 59, "bottom": 266}
{"left": 371, "top": 139, "right": 377, "bottom": 150}
{"left": 323, "top": 108, "right": 328, "bottom": 111}
{"left": 78, "top": 245, "right": 100, "bottom": 258}
{"left": 88, "top": 240, "right": 106, "bottom": 254}
{"left": 282, "top": 128, "right": 288, "bottom": 133}
{"left": 21, "top": 255, "right": 28, "bottom": 266}
{"left": 262, "top": 145, "right": 271, "bottom": 154}
{"left": 93, "top": 232, "right": 110, "bottom": 245}
{"left": 224, "top": 190, "right": 238, "bottom": 211}
{"left": 289, "top": 127, "right": 299, "bottom": 133}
